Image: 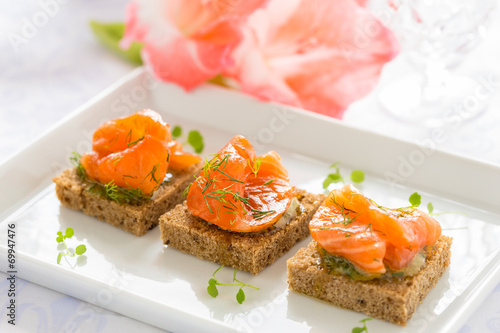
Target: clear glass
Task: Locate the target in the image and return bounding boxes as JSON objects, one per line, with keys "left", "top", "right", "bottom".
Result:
{"left": 372, "top": 0, "right": 496, "bottom": 127}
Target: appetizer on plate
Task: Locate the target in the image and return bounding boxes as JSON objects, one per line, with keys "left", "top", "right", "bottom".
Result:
{"left": 53, "top": 109, "right": 203, "bottom": 236}
{"left": 287, "top": 184, "right": 452, "bottom": 325}
{"left": 159, "top": 135, "right": 325, "bottom": 274}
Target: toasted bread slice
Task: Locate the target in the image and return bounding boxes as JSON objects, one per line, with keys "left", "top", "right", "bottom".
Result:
{"left": 159, "top": 190, "right": 325, "bottom": 275}
{"left": 53, "top": 162, "right": 203, "bottom": 236}
{"left": 286, "top": 235, "right": 452, "bottom": 325}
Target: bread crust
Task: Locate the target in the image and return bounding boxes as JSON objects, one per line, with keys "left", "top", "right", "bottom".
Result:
{"left": 286, "top": 235, "right": 452, "bottom": 326}
{"left": 52, "top": 163, "right": 203, "bottom": 236}
{"left": 159, "top": 190, "right": 325, "bottom": 275}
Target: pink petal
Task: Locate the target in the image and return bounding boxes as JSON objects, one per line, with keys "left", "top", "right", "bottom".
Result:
{"left": 226, "top": 0, "right": 398, "bottom": 118}
{"left": 122, "top": 0, "right": 268, "bottom": 90}
{"left": 355, "top": 0, "right": 368, "bottom": 6}
{"left": 171, "top": 0, "right": 268, "bottom": 35}
{"left": 143, "top": 36, "right": 233, "bottom": 91}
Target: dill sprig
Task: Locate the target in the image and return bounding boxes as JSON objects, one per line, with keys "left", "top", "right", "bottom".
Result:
{"left": 251, "top": 209, "right": 276, "bottom": 220}
{"left": 127, "top": 136, "right": 144, "bottom": 147}
{"left": 88, "top": 181, "right": 150, "bottom": 205}
{"left": 70, "top": 152, "right": 87, "bottom": 180}
{"left": 263, "top": 179, "right": 275, "bottom": 185}
{"left": 247, "top": 157, "right": 261, "bottom": 178}
{"left": 196, "top": 153, "right": 250, "bottom": 218}
{"left": 141, "top": 163, "right": 162, "bottom": 186}
{"left": 329, "top": 194, "right": 358, "bottom": 226}
{"left": 68, "top": 151, "right": 159, "bottom": 205}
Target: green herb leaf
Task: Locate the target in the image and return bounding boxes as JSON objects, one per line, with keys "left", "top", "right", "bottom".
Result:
{"left": 236, "top": 288, "right": 245, "bottom": 304}
{"left": 427, "top": 202, "right": 434, "bottom": 214}
{"left": 89, "top": 180, "right": 151, "bottom": 205}
{"left": 65, "top": 228, "right": 74, "bottom": 239}
{"left": 207, "top": 265, "right": 258, "bottom": 304}
{"left": 409, "top": 192, "right": 421, "bottom": 207}
{"left": 172, "top": 125, "right": 182, "bottom": 139}
{"left": 207, "top": 284, "right": 218, "bottom": 298}
{"left": 127, "top": 136, "right": 144, "bottom": 147}
{"left": 75, "top": 245, "right": 87, "bottom": 255}
{"left": 56, "top": 229, "right": 87, "bottom": 267}
{"left": 263, "top": 179, "right": 275, "bottom": 185}
{"left": 352, "top": 317, "right": 372, "bottom": 333}
{"left": 322, "top": 173, "right": 343, "bottom": 189}
{"left": 183, "top": 182, "right": 192, "bottom": 197}
{"left": 351, "top": 170, "right": 365, "bottom": 183}
{"left": 187, "top": 130, "right": 204, "bottom": 153}
{"left": 89, "top": 21, "right": 143, "bottom": 64}
{"left": 70, "top": 152, "right": 87, "bottom": 180}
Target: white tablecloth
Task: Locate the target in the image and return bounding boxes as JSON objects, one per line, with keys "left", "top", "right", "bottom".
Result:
{"left": 1, "top": 1, "right": 499, "bottom": 332}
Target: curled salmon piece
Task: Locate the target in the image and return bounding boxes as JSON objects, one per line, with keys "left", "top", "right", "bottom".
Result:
{"left": 186, "top": 135, "right": 294, "bottom": 233}
{"left": 309, "top": 184, "right": 441, "bottom": 275}
{"left": 167, "top": 140, "right": 203, "bottom": 172}
{"left": 81, "top": 109, "right": 201, "bottom": 196}
{"left": 92, "top": 109, "right": 171, "bottom": 157}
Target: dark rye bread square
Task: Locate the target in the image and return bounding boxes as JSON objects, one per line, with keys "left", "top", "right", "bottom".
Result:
{"left": 287, "top": 235, "right": 452, "bottom": 326}
{"left": 53, "top": 162, "right": 203, "bottom": 236}
{"left": 159, "top": 190, "right": 325, "bottom": 275}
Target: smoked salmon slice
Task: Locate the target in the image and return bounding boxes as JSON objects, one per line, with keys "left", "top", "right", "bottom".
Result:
{"left": 309, "top": 184, "right": 441, "bottom": 276}
{"left": 186, "top": 135, "right": 294, "bottom": 233}
{"left": 80, "top": 109, "right": 201, "bottom": 196}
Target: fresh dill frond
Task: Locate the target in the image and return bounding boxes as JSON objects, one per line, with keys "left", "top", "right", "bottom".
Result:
{"left": 69, "top": 152, "right": 87, "bottom": 180}
{"left": 263, "top": 179, "right": 275, "bottom": 185}
{"left": 88, "top": 180, "right": 150, "bottom": 205}
{"left": 251, "top": 209, "right": 276, "bottom": 220}
{"left": 127, "top": 136, "right": 144, "bottom": 147}
{"left": 247, "top": 157, "right": 261, "bottom": 178}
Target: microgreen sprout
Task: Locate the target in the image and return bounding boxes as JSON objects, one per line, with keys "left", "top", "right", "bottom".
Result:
{"left": 352, "top": 317, "right": 372, "bottom": 333}
{"left": 187, "top": 130, "right": 204, "bottom": 153}
{"left": 322, "top": 162, "right": 365, "bottom": 189}
{"left": 170, "top": 125, "right": 204, "bottom": 153}
{"left": 207, "top": 265, "right": 259, "bottom": 304}
{"left": 427, "top": 202, "right": 434, "bottom": 214}
{"left": 322, "top": 162, "right": 344, "bottom": 189}
{"left": 56, "top": 228, "right": 87, "bottom": 265}
{"left": 350, "top": 170, "right": 365, "bottom": 183}
{"left": 408, "top": 192, "right": 421, "bottom": 207}
{"left": 172, "top": 125, "right": 182, "bottom": 139}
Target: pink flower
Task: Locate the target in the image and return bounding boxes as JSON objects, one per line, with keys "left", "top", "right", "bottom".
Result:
{"left": 121, "top": 0, "right": 267, "bottom": 90}
{"left": 224, "top": 0, "right": 399, "bottom": 118}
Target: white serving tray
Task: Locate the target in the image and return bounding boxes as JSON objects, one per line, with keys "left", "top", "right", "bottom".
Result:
{"left": 1, "top": 68, "right": 499, "bottom": 333}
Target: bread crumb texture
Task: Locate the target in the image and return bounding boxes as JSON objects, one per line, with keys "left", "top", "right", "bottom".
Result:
{"left": 52, "top": 162, "right": 203, "bottom": 236}
{"left": 159, "top": 189, "right": 325, "bottom": 275}
{"left": 286, "top": 236, "right": 452, "bottom": 326}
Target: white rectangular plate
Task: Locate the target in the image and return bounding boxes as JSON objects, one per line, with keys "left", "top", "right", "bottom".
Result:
{"left": 1, "top": 68, "right": 500, "bottom": 333}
